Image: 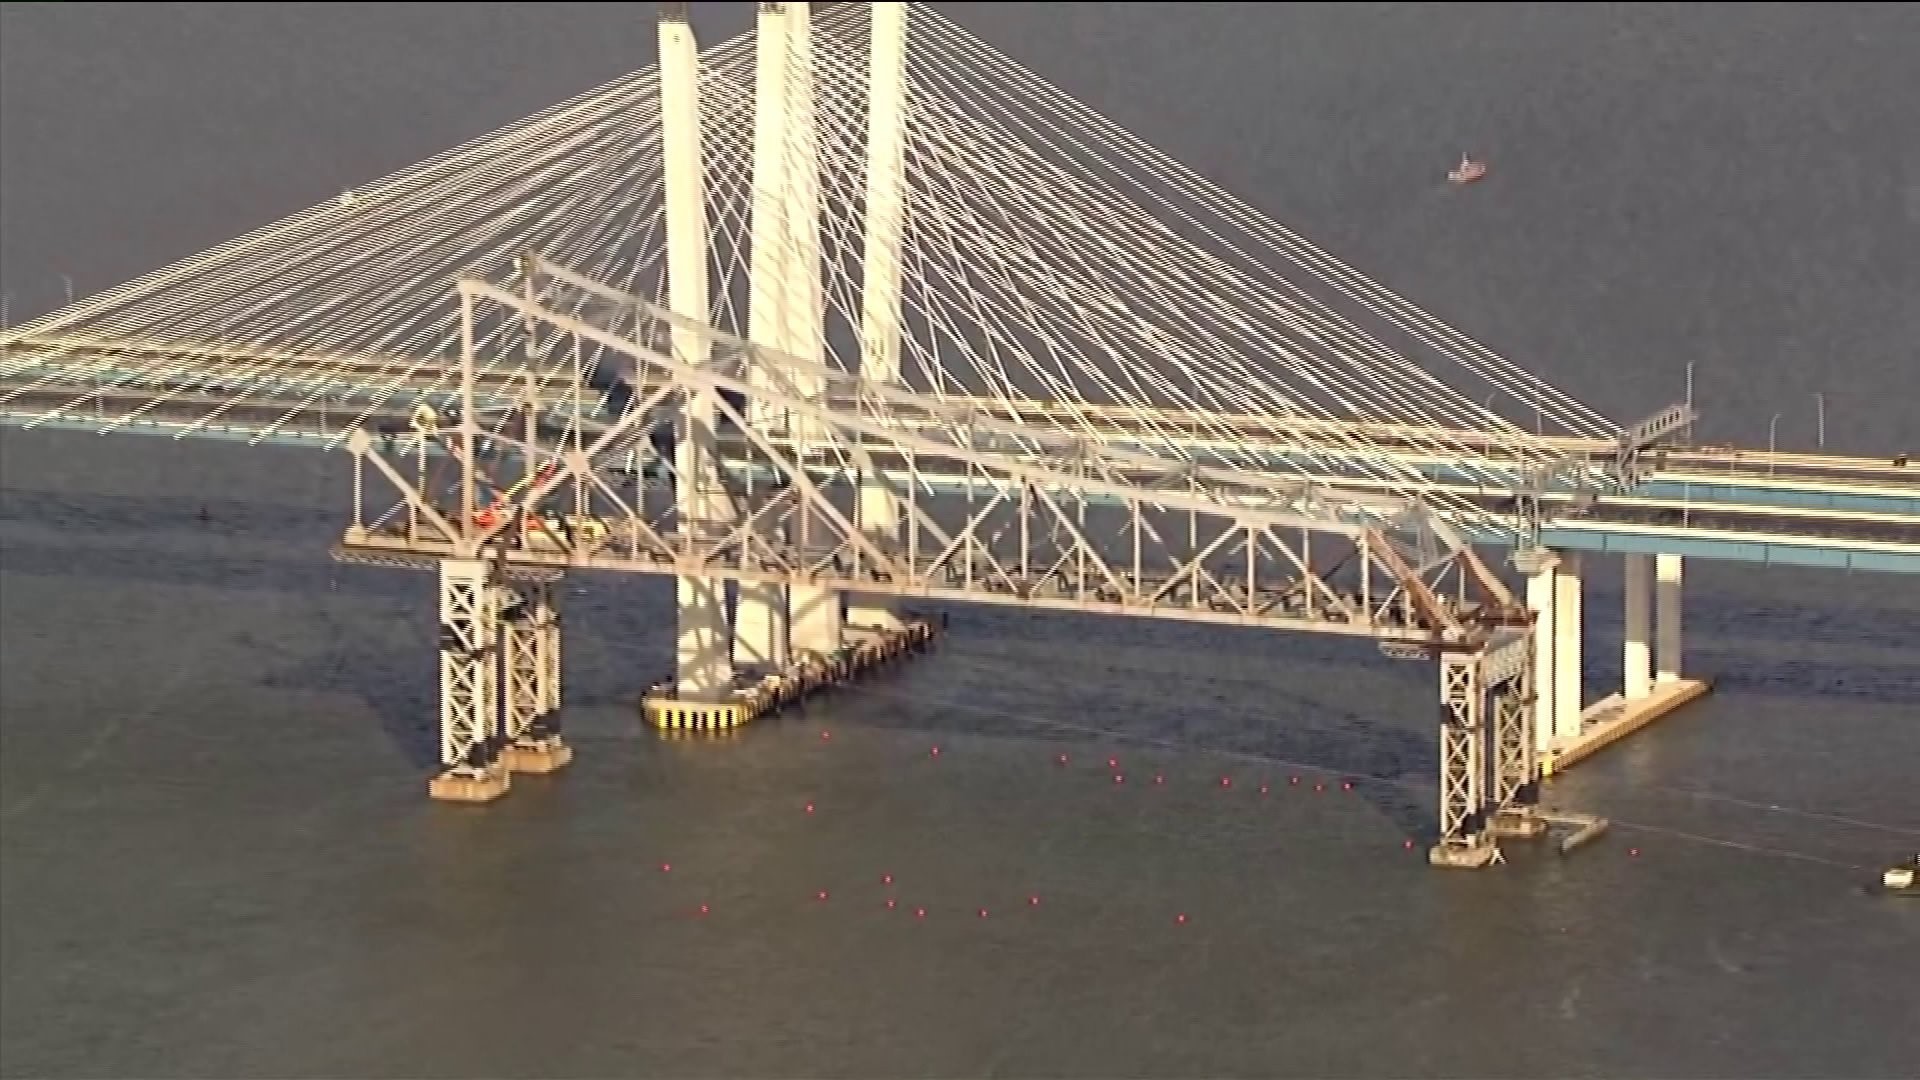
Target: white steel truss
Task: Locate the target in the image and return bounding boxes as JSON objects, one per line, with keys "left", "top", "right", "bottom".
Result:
{"left": 438, "top": 557, "right": 502, "bottom": 773}
{"left": 338, "top": 263, "right": 1525, "bottom": 649}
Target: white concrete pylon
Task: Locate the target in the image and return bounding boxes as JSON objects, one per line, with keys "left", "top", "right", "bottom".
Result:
{"left": 735, "top": 0, "right": 795, "bottom": 670}
{"left": 1623, "top": 552, "right": 1652, "bottom": 700}
{"left": 1525, "top": 551, "right": 1559, "bottom": 759}
{"left": 781, "top": 2, "right": 844, "bottom": 660}
{"left": 1552, "top": 552, "right": 1584, "bottom": 741}
{"left": 1655, "top": 553, "right": 1683, "bottom": 682}
{"left": 661, "top": 3, "right": 735, "bottom": 700}
{"left": 848, "top": 0, "right": 909, "bottom": 633}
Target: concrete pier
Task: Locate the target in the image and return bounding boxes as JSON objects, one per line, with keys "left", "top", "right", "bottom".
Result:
{"left": 644, "top": 616, "right": 939, "bottom": 733}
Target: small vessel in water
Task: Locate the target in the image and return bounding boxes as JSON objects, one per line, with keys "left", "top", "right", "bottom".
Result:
{"left": 1448, "top": 154, "right": 1488, "bottom": 185}
{"left": 1882, "top": 854, "right": 1918, "bottom": 895}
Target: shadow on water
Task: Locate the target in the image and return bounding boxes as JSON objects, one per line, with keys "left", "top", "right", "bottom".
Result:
{"left": 245, "top": 582, "right": 444, "bottom": 771}
{"left": 0, "top": 539, "right": 397, "bottom": 603}
{"left": 0, "top": 487, "right": 341, "bottom": 539}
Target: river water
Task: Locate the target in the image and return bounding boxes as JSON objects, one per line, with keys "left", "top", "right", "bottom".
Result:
{"left": 2, "top": 425, "right": 1916, "bottom": 1078}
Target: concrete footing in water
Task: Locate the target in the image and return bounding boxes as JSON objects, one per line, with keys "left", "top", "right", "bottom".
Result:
{"left": 428, "top": 763, "right": 513, "bottom": 804}
{"left": 501, "top": 737, "right": 573, "bottom": 775}
{"left": 1542, "top": 678, "right": 1712, "bottom": 777}
{"left": 642, "top": 616, "right": 940, "bottom": 735}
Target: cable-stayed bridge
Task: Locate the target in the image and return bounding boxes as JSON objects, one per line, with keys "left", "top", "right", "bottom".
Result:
{"left": 2, "top": 3, "right": 1914, "bottom": 868}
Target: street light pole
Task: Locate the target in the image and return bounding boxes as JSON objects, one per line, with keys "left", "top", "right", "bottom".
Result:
{"left": 1769, "top": 412, "right": 1781, "bottom": 475}
{"left": 1815, "top": 392, "right": 1826, "bottom": 450}
{"left": 1684, "top": 361, "right": 1696, "bottom": 444}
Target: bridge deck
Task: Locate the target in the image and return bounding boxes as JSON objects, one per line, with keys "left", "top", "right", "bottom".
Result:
{"left": 7, "top": 378, "right": 1915, "bottom": 571}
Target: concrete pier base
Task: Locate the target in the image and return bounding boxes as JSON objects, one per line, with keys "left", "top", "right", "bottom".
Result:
{"left": 1428, "top": 839, "right": 1502, "bottom": 869}
{"left": 501, "top": 737, "right": 574, "bottom": 775}
{"left": 428, "top": 764, "right": 512, "bottom": 804}
{"left": 1540, "top": 677, "right": 1713, "bottom": 777}
{"left": 641, "top": 615, "right": 939, "bottom": 735}
{"left": 1491, "top": 809, "right": 1548, "bottom": 839}
{"left": 643, "top": 697, "right": 753, "bottom": 732}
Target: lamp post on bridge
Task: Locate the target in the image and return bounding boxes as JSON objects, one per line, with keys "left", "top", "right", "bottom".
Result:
{"left": 60, "top": 275, "right": 74, "bottom": 307}
{"left": 1768, "top": 412, "right": 1781, "bottom": 475}
{"left": 1815, "top": 392, "right": 1826, "bottom": 451}
{"left": 1683, "top": 360, "right": 1695, "bottom": 446}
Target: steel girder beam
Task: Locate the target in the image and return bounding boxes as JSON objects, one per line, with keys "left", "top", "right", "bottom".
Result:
{"left": 522, "top": 258, "right": 1517, "bottom": 627}
{"left": 498, "top": 272, "right": 1499, "bottom": 638}
{"left": 340, "top": 268, "right": 1518, "bottom": 648}
{"left": 531, "top": 258, "right": 1416, "bottom": 517}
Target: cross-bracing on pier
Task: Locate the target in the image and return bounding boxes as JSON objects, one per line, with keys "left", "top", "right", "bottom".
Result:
{"left": 3, "top": 2, "right": 1803, "bottom": 868}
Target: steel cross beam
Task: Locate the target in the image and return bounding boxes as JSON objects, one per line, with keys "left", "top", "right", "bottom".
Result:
{"left": 523, "top": 257, "right": 1516, "bottom": 617}
{"left": 528, "top": 258, "right": 1428, "bottom": 523}
{"left": 339, "top": 271, "right": 1519, "bottom": 647}
{"left": 463, "top": 277, "right": 1374, "bottom": 538}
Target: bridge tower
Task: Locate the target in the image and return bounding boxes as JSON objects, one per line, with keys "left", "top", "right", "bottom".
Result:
{"left": 733, "top": 0, "right": 797, "bottom": 671}
{"left": 732, "top": 1, "right": 906, "bottom": 665}
{"left": 779, "top": 1, "right": 847, "bottom": 663}
{"left": 846, "top": 0, "right": 910, "bottom": 635}
{"left": 660, "top": 1, "right": 736, "bottom": 705}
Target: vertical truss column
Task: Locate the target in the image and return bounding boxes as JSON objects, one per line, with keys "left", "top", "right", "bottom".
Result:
{"left": 848, "top": 0, "right": 909, "bottom": 634}
{"left": 1623, "top": 552, "right": 1653, "bottom": 700}
{"left": 782, "top": 1, "right": 843, "bottom": 660}
{"left": 661, "top": 1, "right": 737, "bottom": 700}
{"left": 430, "top": 557, "right": 511, "bottom": 803}
{"left": 1552, "top": 552, "right": 1584, "bottom": 741}
{"left": 1487, "top": 631, "right": 1545, "bottom": 838}
{"left": 536, "top": 579, "right": 562, "bottom": 718}
{"left": 499, "top": 584, "right": 541, "bottom": 742}
{"left": 735, "top": 0, "right": 794, "bottom": 671}
{"left": 501, "top": 577, "right": 572, "bottom": 775}
{"left": 1655, "top": 553, "right": 1683, "bottom": 683}
{"left": 1430, "top": 647, "right": 1499, "bottom": 868}
{"left": 1524, "top": 550, "right": 1559, "bottom": 759}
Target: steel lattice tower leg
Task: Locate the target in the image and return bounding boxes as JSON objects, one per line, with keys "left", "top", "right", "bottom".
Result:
{"left": 502, "top": 577, "right": 572, "bottom": 775}
{"left": 1430, "top": 648, "right": 1499, "bottom": 868}
{"left": 537, "top": 580, "right": 561, "bottom": 717}
{"left": 501, "top": 586, "right": 542, "bottom": 740}
{"left": 1489, "top": 637, "right": 1546, "bottom": 839}
{"left": 430, "top": 557, "right": 511, "bottom": 803}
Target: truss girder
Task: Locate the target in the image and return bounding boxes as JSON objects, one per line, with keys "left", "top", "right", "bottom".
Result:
{"left": 526, "top": 259, "right": 1431, "bottom": 521}
{"left": 338, "top": 271, "right": 1523, "bottom": 648}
